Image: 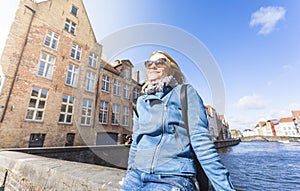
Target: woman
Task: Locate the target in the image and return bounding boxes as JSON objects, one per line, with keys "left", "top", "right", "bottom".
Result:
{"left": 121, "top": 51, "right": 235, "bottom": 191}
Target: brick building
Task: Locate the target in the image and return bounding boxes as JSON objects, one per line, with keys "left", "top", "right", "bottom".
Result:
{"left": 0, "top": 0, "right": 141, "bottom": 148}
{"left": 205, "top": 105, "right": 231, "bottom": 140}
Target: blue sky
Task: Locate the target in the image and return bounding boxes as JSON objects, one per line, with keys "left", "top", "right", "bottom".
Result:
{"left": 1, "top": 0, "right": 300, "bottom": 131}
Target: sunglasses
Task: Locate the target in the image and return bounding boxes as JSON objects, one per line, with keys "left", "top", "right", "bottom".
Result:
{"left": 144, "top": 58, "right": 168, "bottom": 68}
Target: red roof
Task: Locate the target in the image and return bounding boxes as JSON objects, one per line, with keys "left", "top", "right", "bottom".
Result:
{"left": 279, "top": 117, "right": 294, "bottom": 123}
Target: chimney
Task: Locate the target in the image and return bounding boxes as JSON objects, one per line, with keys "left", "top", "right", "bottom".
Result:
{"left": 134, "top": 71, "right": 140, "bottom": 83}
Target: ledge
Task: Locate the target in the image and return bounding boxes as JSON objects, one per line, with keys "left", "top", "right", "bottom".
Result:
{"left": 0, "top": 151, "right": 125, "bottom": 191}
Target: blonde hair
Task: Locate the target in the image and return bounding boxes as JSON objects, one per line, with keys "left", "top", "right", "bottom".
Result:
{"left": 146, "top": 51, "right": 184, "bottom": 84}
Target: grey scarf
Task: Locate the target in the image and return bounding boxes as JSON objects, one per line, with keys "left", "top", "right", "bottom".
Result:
{"left": 142, "top": 76, "right": 178, "bottom": 94}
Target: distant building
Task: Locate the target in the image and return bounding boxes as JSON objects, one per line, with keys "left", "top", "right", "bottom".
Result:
{"left": 292, "top": 110, "right": 300, "bottom": 136}
{"left": 278, "top": 117, "right": 299, "bottom": 137}
{"left": 252, "top": 111, "right": 300, "bottom": 138}
{"left": 0, "top": 0, "right": 141, "bottom": 148}
{"left": 242, "top": 129, "right": 254, "bottom": 137}
{"left": 253, "top": 121, "right": 266, "bottom": 136}
{"left": 205, "top": 105, "right": 231, "bottom": 140}
{"left": 230, "top": 129, "right": 242, "bottom": 139}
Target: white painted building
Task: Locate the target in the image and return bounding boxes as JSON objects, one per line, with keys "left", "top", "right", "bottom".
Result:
{"left": 278, "top": 117, "right": 299, "bottom": 137}
{"left": 242, "top": 129, "right": 255, "bottom": 137}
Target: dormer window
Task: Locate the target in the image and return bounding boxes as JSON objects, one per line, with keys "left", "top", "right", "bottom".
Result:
{"left": 71, "top": 5, "right": 78, "bottom": 17}
{"left": 64, "top": 19, "right": 76, "bottom": 34}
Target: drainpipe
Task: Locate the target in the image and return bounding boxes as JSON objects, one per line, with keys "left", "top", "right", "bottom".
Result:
{"left": 93, "top": 57, "right": 103, "bottom": 129}
{"left": 1, "top": 5, "right": 36, "bottom": 122}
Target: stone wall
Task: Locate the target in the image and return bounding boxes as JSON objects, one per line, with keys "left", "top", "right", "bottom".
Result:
{"left": 9, "top": 145, "right": 130, "bottom": 169}
{"left": 0, "top": 151, "right": 125, "bottom": 191}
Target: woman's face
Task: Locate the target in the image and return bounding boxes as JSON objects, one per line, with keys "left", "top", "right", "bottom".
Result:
{"left": 145, "top": 53, "right": 171, "bottom": 81}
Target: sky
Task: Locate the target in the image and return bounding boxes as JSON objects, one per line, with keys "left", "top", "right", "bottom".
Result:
{"left": 1, "top": 0, "right": 300, "bottom": 131}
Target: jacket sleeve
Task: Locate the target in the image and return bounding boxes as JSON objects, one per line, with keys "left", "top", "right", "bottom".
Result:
{"left": 127, "top": 100, "right": 140, "bottom": 170}
{"left": 186, "top": 85, "right": 236, "bottom": 191}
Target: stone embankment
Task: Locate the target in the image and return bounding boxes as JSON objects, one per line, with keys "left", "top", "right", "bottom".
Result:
{"left": 0, "top": 141, "right": 240, "bottom": 191}
{"left": 214, "top": 139, "right": 240, "bottom": 149}
{"left": 0, "top": 151, "right": 125, "bottom": 191}
{"left": 241, "top": 135, "right": 300, "bottom": 142}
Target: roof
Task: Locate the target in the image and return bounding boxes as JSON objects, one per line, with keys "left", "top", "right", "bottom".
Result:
{"left": 279, "top": 117, "right": 294, "bottom": 123}
{"left": 292, "top": 110, "right": 300, "bottom": 117}
{"left": 100, "top": 59, "right": 120, "bottom": 75}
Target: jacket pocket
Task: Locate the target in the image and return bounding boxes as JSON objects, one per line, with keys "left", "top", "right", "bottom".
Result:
{"left": 172, "top": 124, "right": 184, "bottom": 151}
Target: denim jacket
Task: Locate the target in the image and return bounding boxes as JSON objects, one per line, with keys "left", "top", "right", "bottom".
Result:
{"left": 128, "top": 84, "right": 235, "bottom": 191}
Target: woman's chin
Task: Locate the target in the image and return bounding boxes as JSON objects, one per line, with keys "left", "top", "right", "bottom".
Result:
{"left": 148, "top": 75, "right": 161, "bottom": 81}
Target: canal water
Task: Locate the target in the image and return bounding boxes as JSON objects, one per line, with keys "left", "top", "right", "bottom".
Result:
{"left": 218, "top": 141, "right": 300, "bottom": 191}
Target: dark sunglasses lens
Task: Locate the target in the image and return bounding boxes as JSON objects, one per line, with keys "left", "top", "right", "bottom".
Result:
{"left": 144, "top": 61, "right": 153, "bottom": 67}
{"left": 145, "top": 58, "right": 167, "bottom": 67}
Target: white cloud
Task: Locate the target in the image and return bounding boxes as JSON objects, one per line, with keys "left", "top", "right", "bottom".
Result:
{"left": 237, "top": 94, "right": 267, "bottom": 110}
{"left": 227, "top": 115, "right": 258, "bottom": 131}
{"left": 250, "top": 6, "right": 286, "bottom": 35}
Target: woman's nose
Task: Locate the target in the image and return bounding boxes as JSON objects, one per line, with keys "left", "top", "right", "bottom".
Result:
{"left": 148, "top": 62, "right": 157, "bottom": 69}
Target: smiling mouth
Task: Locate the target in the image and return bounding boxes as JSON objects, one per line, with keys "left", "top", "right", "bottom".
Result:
{"left": 148, "top": 70, "right": 160, "bottom": 73}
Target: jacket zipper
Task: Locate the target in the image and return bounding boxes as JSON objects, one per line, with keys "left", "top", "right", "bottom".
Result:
{"left": 150, "top": 103, "right": 167, "bottom": 173}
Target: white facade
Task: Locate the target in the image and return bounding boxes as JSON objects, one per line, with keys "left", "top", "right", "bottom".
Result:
{"left": 242, "top": 129, "right": 255, "bottom": 137}
{"left": 278, "top": 121, "right": 299, "bottom": 137}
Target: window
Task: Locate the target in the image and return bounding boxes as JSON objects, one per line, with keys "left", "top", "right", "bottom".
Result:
{"left": 44, "top": 30, "right": 59, "bottom": 50}
{"left": 29, "top": 134, "right": 46, "bottom": 148}
{"left": 124, "top": 68, "right": 130, "bottom": 79}
{"left": 123, "top": 84, "right": 130, "bottom": 99}
{"left": 71, "top": 5, "right": 78, "bottom": 16}
{"left": 133, "top": 88, "right": 139, "bottom": 100}
{"left": 112, "top": 104, "right": 120, "bottom": 125}
{"left": 65, "top": 133, "right": 75, "bottom": 146}
{"left": 70, "top": 43, "right": 81, "bottom": 61}
{"left": 25, "top": 88, "right": 48, "bottom": 121}
{"left": 99, "top": 101, "right": 108, "bottom": 124}
{"left": 58, "top": 95, "right": 74, "bottom": 124}
{"left": 85, "top": 71, "right": 95, "bottom": 92}
{"left": 37, "top": 52, "right": 55, "bottom": 79}
{"left": 122, "top": 106, "right": 129, "bottom": 126}
{"left": 81, "top": 99, "right": 92, "bottom": 125}
{"left": 88, "top": 52, "right": 98, "bottom": 68}
{"left": 113, "top": 79, "right": 120, "bottom": 96}
{"left": 101, "top": 75, "right": 110, "bottom": 92}
{"left": 64, "top": 19, "right": 76, "bottom": 34}
{"left": 65, "top": 64, "right": 79, "bottom": 87}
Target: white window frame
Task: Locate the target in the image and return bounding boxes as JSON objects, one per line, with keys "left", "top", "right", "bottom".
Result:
{"left": 112, "top": 103, "right": 120, "bottom": 125}
{"left": 88, "top": 52, "right": 98, "bottom": 68}
{"left": 64, "top": 19, "right": 76, "bottom": 34}
{"left": 101, "top": 75, "right": 110, "bottom": 92}
{"left": 124, "top": 68, "right": 130, "bottom": 79}
{"left": 81, "top": 99, "right": 92, "bottom": 126}
{"left": 36, "top": 52, "right": 55, "bottom": 79}
{"left": 113, "top": 79, "right": 120, "bottom": 96}
{"left": 99, "top": 101, "right": 108, "bottom": 124}
{"left": 122, "top": 106, "right": 129, "bottom": 126}
{"left": 25, "top": 88, "right": 48, "bottom": 121}
{"left": 43, "top": 30, "right": 59, "bottom": 50}
{"left": 70, "top": 43, "right": 81, "bottom": 61}
{"left": 58, "top": 95, "right": 74, "bottom": 124}
{"left": 65, "top": 64, "right": 79, "bottom": 87}
{"left": 85, "top": 71, "right": 95, "bottom": 92}
{"left": 123, "top": 84, "right": 130, "bottom": 99}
